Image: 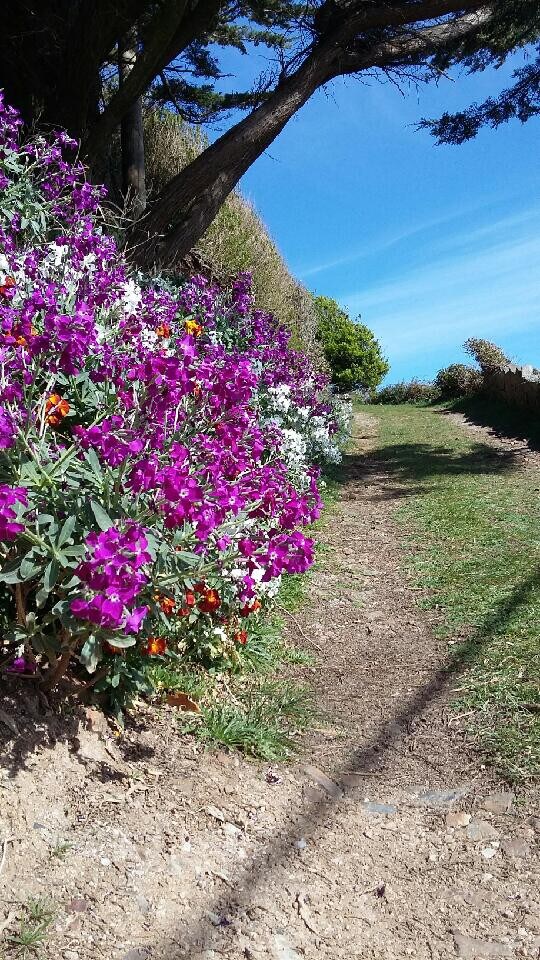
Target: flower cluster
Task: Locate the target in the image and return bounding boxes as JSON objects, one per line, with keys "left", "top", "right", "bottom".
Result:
{"left": 0, "top": 92, "right": 351, "bottom": 706}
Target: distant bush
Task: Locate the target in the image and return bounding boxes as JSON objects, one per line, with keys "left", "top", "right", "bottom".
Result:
{"left": 144, "top": 110, "right": 321, "bottom": 360}
{"left": 463, "top": 337, "right": 510, "bottom": 373}
{"left": 372, "top": 380, "right": 441, "bottom": 405}
{"left": 435, "top": 363, "right": 483, "bottom": 399}
{"left": 313, "top": 296, "right": 389, "bottom": 393}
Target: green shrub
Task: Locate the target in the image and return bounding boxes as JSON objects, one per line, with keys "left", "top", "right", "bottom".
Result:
{"left": 463, "top": 337, "right": 510, "bottom": 373}
{"left": 313, "top": 295, "right": 389, "bottom": 392}
{"left": 435, "top": 363, "right": 483, "bottom": 399}
{"left": 373, "top": 380, "right": 441, "bottom": 405}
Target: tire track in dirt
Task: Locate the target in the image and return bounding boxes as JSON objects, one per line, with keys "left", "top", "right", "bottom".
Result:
{"left": 1, "top": 411, "right": 539, "bottom": 960}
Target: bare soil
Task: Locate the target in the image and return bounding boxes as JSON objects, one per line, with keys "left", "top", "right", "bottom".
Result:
{"left": 1, "top": 411, "right": 539, "bottom": 960}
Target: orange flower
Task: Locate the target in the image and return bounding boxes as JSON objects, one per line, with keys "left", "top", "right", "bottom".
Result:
{"left": 104, "top": 641, "right": 124, "bottom": 655}
{"left": 156, "top": 322, "right": 170, "bottom": 338}
{"left": 45, "top": 393, "right": 70, "bottom": 426}
{"left": 15, "top": 336, "right": 27, "bottom": 347}
{"left": 240, "top": 599, "right": 261, "bottom": 617}
{"left": 198, "top": 588, "right": 221, "bottom": 614}
{"left": 185, "top": 319, "right": 202, "bottom": 337}
{"left": 154, "top": 592, "right": 175, "bottom": 616}
{"left": 234, "top": 630, "right": 248, "bottom": 645}
{"left": 144, "top": 636, "right": 167, "bottom": 656}
{"left": 185, "top": 590, "right": 196, "bottom": 608}
{"left": 0, "top": 276, "right": 15, "bottom": 298}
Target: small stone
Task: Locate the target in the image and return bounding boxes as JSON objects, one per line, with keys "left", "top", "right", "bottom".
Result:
{"left": 481, "top": 845, "right": 499, "bottom": 859}
{"left": 411, "top": 786, "right": 469, "bottom": 809}
{"left": 207, "top": 805, "right": 225, "bottom": 822}
{"left": 100, "top": 856, "right": 111, "bottom": 866}
{"left": 446, "top": 811, "right": 472, "bottom": 829}
{"left": 67, "top": 899, "right": 88, "bottom": 914}
{"left": 84, "top": 706, "right": 109, "bottom": 737}
{"left": 501, "top": 838, "right": 530, "bottom": 859}
{"left": 466, "top": 819, "right": 499, "bottom": 842}
{"left": 63, "top": 952, "right": 80, "bottom": 960}
{"left": 295, "top": 838, "right": 307, "bottom": 850}
{"left": 272, "top": 934, "right": 302, "bottom": 960}
{"left": 481, "top": 792, "right": 514, "bottom": 815}
{"left": 135, "top": 894, "right": 151, "bottom": 915}
{"left": 223, "top": 821, "right": 241, "bottom": 837}
{"left": 452, "top": 929, "right": 513, "bottom": 958}
{"left": 362, "top": 801, "right": 397, "bottom": 816}
{"left": 302, "top": 765, "right": 343, "bottom": 799}
{"left": 122, "top": 951, "right": 149, "bottom": 960}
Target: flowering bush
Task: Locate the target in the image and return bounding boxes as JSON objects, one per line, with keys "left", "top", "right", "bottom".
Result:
{"left": 0, "top": 92, "right": 350, "bottom": 715}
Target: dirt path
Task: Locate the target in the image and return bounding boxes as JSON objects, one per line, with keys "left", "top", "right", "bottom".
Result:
{"left": 1, "top": 411, "right": 539, "bottom": 960}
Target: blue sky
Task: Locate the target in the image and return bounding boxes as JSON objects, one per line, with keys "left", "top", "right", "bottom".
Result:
{"left": 212, "top": 44, "right": 540, "bottom": 383}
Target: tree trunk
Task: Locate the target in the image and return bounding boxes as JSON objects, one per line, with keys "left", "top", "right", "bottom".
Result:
{"left": 119, "top": 29, "right": 147, "bottom": 218}
{"left": 132, "top": 44, "right": 337, "bottom": 268}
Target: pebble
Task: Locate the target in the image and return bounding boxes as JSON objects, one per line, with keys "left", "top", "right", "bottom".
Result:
{"left": 466, "top": 819, "right": 499, "bottom": 842}
{"left": 272, "top": 934, "right": 303, "bottom": 960}
{"left": 481, "top": 792, "right": 514, "bottom": 815}
{"left": 501, "top": 838, "right": 530, "bottom": 859}
{"left": 100, "top": 857, "right": 111, "bottom": 866}
{"left": 223, "top": 821, "right": 241, "bottom": 837}
{"left": 446, "top": 811, "right": 472, "bottom": 829}
{"left": 452, "top": 929, "right": 513, "bottom": 958}
{"left": 294, "top": 837, "right": 307, "bottom": 850}
{"left": 481, "top": 844, "right": 499, "bottom": 859}
{"left": 135, "top": 894, "right": 151, "bottom": 915}
{"left": 411, "top": 786, "right": 469, "bottom": 809}
{"left": 362, "top": 801, "right": 397, "bottom": 816}
{"left": 302, "top": 765, "right": 343, "bottom": 799}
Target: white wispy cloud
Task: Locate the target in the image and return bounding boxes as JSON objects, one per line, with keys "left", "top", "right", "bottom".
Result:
{"left": 294, "top": 196, "right": 535, "bottom": 281}
{"left": 337, "top": 211, "right": 540, "bottom": 370}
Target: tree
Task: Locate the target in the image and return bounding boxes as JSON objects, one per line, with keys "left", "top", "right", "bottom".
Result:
{"left": 131, "top": 0, "right": 540, "bottom": 266}
{"left": 314, "top": 296, "right": 389, "bottom": 392}
{"left": 1, "top": 1, "right": 297, "bottom": 205}
{"left": 3, "top": 2, "right": 539, "bottom": 263}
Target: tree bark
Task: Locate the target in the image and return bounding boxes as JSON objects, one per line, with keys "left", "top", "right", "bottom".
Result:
{"left": 132, "top": 44, "right": 337, "bottom": 268}
{"left": 119, "top": 29, "right": 147, "bottom": 218}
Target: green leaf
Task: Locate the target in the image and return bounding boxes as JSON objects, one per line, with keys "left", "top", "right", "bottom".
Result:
{"left": 44, "top": 559, "right": 60, "bottom": 591}
{"left": 90, "top": 501, "right": 113, "bottom": 531}
{"left": 79, "top": 636, "right": 102, "bottom": 673}
{"left": 57, "top": 516, "right": 77, "bottom": 547}
{"left": 19, "top": 554, "right": 43, "bottom": 580}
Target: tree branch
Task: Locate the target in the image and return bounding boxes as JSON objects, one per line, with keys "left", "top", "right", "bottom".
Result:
{"left": 335, "top": 6, "right": 493, "bottom": 75}
{"left": 84, "top": 0, "right": 224, "bottom": 158}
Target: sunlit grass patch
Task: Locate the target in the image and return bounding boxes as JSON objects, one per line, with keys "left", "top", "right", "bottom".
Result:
{"left": 364, "top": 402, "right": 540, "bottom": 781}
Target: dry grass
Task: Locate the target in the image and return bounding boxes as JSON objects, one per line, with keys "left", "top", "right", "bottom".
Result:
{"left": 144, "top": 110, "right": 322, "bottom": 359}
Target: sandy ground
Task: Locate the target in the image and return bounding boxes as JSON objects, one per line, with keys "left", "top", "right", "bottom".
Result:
{"left": 0, "top": 411, "right": 538, "bottom": 960}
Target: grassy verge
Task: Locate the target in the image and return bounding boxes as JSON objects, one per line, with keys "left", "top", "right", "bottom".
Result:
{"left": 361, "top": 402, "right": 540, "bottom": 781}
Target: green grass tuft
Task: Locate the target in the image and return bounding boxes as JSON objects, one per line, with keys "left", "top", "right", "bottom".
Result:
{"left": 6, "top": 898, "right": 56, "bottom": 958}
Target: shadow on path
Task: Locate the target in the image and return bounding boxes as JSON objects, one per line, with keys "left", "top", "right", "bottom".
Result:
{"left": 148, "top": 440, "right": 539, "bottom": 959}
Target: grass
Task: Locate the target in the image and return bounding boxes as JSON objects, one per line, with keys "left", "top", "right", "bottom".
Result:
{"left": 149, "top": 610, "right": 316, "bottom": 760}
{"left": 5, "top": 899, "right": 56, "bottom": 958}
{"left": 362, "top": 401, "right": 540, "bottom": 781}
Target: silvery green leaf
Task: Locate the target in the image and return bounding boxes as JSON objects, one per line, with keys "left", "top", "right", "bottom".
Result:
{"left": 90, "top": 501, "right": 113, "bottom": 531}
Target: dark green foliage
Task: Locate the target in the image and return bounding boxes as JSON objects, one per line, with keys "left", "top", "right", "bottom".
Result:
{"left": 313, "top": 296, "right": 389, "bottom": 393}
{"left": 373, "top": 380, "right": 441, "bottom": 405}
{"left": 435, "top": 363, "right": 483, "bottom": 399}
{"left": 463, "top": 337, "right": 510, "bottom": 373}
